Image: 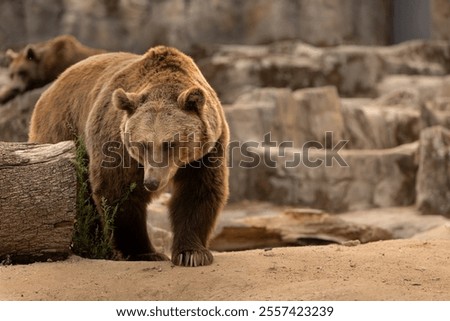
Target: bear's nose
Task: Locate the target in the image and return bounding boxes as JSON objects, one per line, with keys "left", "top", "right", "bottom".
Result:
{"left": 144, "top": 179, "right": 160, "bottom": 192}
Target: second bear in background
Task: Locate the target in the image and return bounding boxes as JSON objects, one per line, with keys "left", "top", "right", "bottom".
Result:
{"left": 0, "top": 34, "right": 105, "bottom": 104}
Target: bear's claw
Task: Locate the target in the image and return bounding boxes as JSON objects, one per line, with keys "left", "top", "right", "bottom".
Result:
{"left": 173, "top": 249, "right": 213, "bottom": 267}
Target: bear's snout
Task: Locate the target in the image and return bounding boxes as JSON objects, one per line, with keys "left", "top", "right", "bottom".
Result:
{"left": 144, "top": 179, "right": 160, "bottom": 192}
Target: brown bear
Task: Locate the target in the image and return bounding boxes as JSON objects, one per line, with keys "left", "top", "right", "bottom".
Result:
{"left": 29, "top": 46, "right": 229, "bottom": 267}
{"left": 0, "top": 35, "right": 104, "bottom": 104}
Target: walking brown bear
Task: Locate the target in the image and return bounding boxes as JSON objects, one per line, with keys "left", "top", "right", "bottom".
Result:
{"left": 29, "top": 46, "right": 229, "bottom": 267}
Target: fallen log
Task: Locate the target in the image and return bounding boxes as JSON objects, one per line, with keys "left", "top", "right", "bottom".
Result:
{"left": 0, "top": 141, "right": 76, "bottom": 264}
{"left": 210, "top": 209, "right": 392, "bottom": 251}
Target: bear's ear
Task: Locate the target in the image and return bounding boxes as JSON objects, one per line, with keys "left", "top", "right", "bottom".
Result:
{"left": 113, "top": 88, "right": 139, "bottom": 114}
{"left": 178, "top": 87, "right": 206, "bottom": 113}
{"left": 5, "top": 49, "right": 18, "bottom": 61}
{"left": 25, "top": 45, "right": 39, "bottom": 62}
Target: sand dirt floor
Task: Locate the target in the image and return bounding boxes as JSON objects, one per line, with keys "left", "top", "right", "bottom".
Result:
{"left": 1, "top": 239, "right": 449, "bottom": 301}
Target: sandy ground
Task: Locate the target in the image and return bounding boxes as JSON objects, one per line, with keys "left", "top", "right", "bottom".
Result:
{"left": 1, "top": 239, "right": 449, "bottom": 301}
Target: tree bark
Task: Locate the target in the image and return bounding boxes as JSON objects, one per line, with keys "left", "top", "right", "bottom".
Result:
{"left": 0, "top": 141, "right": 76, "bottom": 264}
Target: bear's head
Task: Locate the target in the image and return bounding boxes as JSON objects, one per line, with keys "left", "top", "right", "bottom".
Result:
{"left": 113, "top": 85, "right": 221, "bottom": 193}
{"left": 6, "top": 45, "right": 44, "bottom": 93}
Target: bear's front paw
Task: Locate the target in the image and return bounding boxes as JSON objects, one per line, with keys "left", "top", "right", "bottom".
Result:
{"left": 172, "top": 248, "right": 213, "bottom": 267}
{"left": 128, "top": 252, "right": 170, "bottom": 261}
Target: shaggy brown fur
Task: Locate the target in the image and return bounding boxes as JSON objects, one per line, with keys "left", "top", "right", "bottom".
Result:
{"left": 0, "top": 35, "right": 104, "bottom": 104}
{"left": 29, "top": 46, "right": 229, "bottom": 267}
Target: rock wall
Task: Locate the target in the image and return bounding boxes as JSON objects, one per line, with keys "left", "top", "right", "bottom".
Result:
{"left": 225, "top": 82, "right": 449, "bottom": 213}
{"left": 229, "top": 142, "right": 418, "bottom": 212}
{"left": 416, "top": 126, "right": 450, "bottom": 217}
{"left": 431, "top": 0, "right": 450, "bottom": 41}
{"left": 0, "top": 85, "right": 48, "bottom": 142}
{"left": 221, "top": 52, "right": 447, "bottom": 213}
{"left": 0, "top": 0, "right": 392, "bottom": 53}
{"left": 226, "top": 87, "right": 345, "bottom": 149}
{"left": 227, "top": 86, "right": 425, "bottom": 150}
{"left": 199, "top": 40, "right": 450, "bottom": 104}
{"left": 341, "top": 97, "right": 421, "bottom": 149}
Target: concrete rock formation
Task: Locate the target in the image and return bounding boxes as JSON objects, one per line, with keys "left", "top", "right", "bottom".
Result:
{"left": 226, "top": 87, "right": 422, "bottom": 151}
{"left": 421, "top": 98, "right": 450, "bottom": 129}
{"left": 199, "top": 40, "right": 450, "bottom": 104}
{"left": 416, "top": 126, "right": 450, "bottom": 217}
{"left": 341, "top": 97, "right": 420, "bottom": 149}
{"left": 229, "top": 142, "right": 418, "bottom": 212}
{"left": 226, "top": 87, "right": 345, "bottom": 149}
{"left": 0, "top": 0, "right": 391, "bottom": 53}
{"left": 0, "top": 85, "right": 49, "bottom": 142}
{"left": 431, "top": 0, "right": 450, "bottom": 41}
{"left": 377, "top": 75, "right": 450, "bottom": 103}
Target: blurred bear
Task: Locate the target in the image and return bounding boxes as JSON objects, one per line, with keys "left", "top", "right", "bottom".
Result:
{"left": 0, "top": 35, "right": 105, "bottom": 104}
